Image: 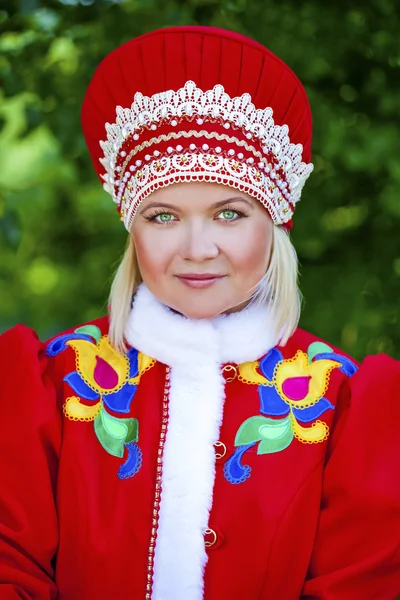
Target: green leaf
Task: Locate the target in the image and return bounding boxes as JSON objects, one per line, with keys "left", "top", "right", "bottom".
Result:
{"left": 235, "top": 416, "right": 269, "bottom": 446}
{"left": 101, "top": 409, "right": 128, "bottom": 439}
{"left": 93, "top": 409, "right": 138, "bottom": 458}
{"left": 124, "top": 418, "right": 139, "bottom": 444}
{"left": 257, "top": 427, "right": 294, "bottom": 455}
{"left": 259, "top": 417, "right": 291, "bottom": 440}
{"left": 74, "top": 324, "right": 102, "bottom": 343}
{"left": 94, "top": 415, "right": 125, "bottom": 458}
{"left": 307, "top": 341, "right": 333, "bottom": 362}
{"left": 102, "top": 409, "right": 138, "bottom": 442}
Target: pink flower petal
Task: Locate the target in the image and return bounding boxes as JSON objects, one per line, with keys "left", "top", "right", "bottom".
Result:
{"left": 281, "top": 376, "right": 311, "bottom": 401}
{"left": 94, "top": 356, "right": 119, "bottom": 390}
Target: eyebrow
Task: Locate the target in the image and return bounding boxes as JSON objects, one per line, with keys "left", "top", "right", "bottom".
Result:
{"left": 139, "top": 196, "right": 254, "bottom": 214}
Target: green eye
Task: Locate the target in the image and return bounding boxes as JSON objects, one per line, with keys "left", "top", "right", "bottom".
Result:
{"left": 157, "top": 213, "right": 173, "bottom": 222}
{"left": 221, "top": 210, "right": 237, "bottom": 220}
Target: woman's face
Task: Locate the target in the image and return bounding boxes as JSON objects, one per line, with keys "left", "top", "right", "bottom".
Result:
{"left": 131, "top": 182, "right": 273, "bottom": 318}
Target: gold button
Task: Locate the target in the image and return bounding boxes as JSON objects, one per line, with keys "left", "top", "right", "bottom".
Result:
{"left": 222, "top": 364, "right": 237, "bottom": 383}
{"left": 214, "top": 441, "right": 227, "bottom": 460}
{"left": 204, "top": 528, "right": 217, "bottom": 548}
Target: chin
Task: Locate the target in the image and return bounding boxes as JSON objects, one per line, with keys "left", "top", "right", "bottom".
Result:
{"left": 181, "top": 308, "right": 222, "bottom": 320}
{"left": 170, "top": 298, "right": 234, "bottom": 320}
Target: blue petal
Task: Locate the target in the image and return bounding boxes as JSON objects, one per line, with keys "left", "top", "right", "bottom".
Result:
{"left": 313, "top": 352, "right": 358, "bottom": 377}
{"left": 259, "top": 385, "right": 290, "bottom": 417}
{"left": 127, "top": 347, "right": 139, "bottom": 379}
{"left": 292, "top": 397, "right": 334, "bottom": 423}
{"left": 259, "top": 348, "right": 283, "bottom": 381}
{"left": 223, "top": 444, "right": 255, "bottom": 484}
{"left": 118, "top": 442, "right": 143, "bottom": 480}
{"left": 64, "top": 372, "right": 100, "bottom": 400}
{"left": 46, "top": 333, "right": 94, "bottom": 357}
{"left": 103, "top": 384, "right": 137, "bottom": 414}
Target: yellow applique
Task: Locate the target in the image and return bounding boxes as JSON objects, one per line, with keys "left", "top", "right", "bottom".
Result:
{"left": 66, "top": 336, "right": 131, "bottom": 393}
{"left": 238, "top": 360, "right": 270, "bottom": 386}
{"left": 235, "top": 348, "right": 342, "bottom": 449}
{"left": 63, "top": 396, "right": 102, "bottom": 422}
{"left": 274, "top": 350, "right": 341, "bottom": 409}
{"left": 289, "top": 414, "right": 330, "bottom": 444}
{"left": 66, "top": 335, "right": 154, "bottom": 394}
{"left": 136, "top": 352, "right": 156, "bottom": 381}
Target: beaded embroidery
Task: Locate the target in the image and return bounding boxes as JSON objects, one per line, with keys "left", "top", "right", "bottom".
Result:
{"left": 120, "top": 130, "right": 267, "bottom": 168}
{"left": 99, "top": 80, "right": 314, "bottom": 230}
{"left": 224, "top": 342, "right": 358, "bottom": 484}
{"left": 46, "top": 324, "right": 155, "bottom": 479}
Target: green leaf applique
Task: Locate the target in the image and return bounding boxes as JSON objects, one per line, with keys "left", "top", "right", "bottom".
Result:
{"left": 94, "top": 408, "right": 138, "bottom": 458}
{"left": 257, "top": 417, "right": 293, "bottom": 454}
{"left": 235, "top": 414, "right": 294, "bottom": 454}
{"left": 74, "top": 324, "right": 102, "bottom": 343}
{"left": 307, "top": 341, "right": 333, "bottom": 362}
{"left": 235, "top": 415, "right": 270, "bottom": 446}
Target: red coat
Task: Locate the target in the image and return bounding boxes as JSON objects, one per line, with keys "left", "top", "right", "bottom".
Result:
{"left": 0, "top": 311, "right": 399, "bottom": 599}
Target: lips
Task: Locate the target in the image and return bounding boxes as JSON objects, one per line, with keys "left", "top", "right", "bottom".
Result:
{"left": 176, "top": 274, "right": 225, "bottom": 289}
{"left": 177, "top": 274, "right": 224, "bottom": 280}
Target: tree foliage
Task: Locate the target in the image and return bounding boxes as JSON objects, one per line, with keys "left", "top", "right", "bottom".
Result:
{"left": 1, "top": 0, "right": 399, "bottom": 359}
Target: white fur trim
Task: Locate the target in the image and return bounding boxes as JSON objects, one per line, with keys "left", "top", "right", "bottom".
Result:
{"left": 125, "top": 284, "right": 280, "bottom": 599}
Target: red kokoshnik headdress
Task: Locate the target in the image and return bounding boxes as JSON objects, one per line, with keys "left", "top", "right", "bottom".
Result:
{"left": 81, "top": 26, "right": 313, "bottom": 231}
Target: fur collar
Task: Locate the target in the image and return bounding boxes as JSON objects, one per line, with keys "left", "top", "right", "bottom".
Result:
{"left": 125, "top": 283, "right": 281, "bottom": 600}
{"left": 125, "top": 283, "right": 279, "bottom": 367}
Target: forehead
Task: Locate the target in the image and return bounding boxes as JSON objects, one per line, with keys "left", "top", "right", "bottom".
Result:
{"left": 139, "top": 182, "right": 258, "bottom": 211}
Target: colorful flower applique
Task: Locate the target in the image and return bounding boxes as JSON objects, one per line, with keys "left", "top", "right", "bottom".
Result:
{"left": 46, "top": 324, "right": 155, "bottom": 480}
{"left": 224, "top": 341, "right": 358, "bottom": 484}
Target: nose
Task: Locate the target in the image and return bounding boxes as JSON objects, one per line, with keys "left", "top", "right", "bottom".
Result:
{"left": 180, "top": 221, "right": 219, "bottom": 262}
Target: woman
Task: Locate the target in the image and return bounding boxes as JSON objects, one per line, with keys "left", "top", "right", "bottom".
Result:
{"left": 0, "top": 25, "right": 399, "bottom": 600}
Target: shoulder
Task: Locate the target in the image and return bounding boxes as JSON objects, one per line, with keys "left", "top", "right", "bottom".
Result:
{"left": 0, "top": 325, "right": 49, "bottom": 397}
{"left": 0, "top": 316, "right": 110, "bottom": 386}
{"left": 289, "top": 327, "right": 399, "bottom": 387}
{"left": 43, "top": 316, "right": 109, "bottom": 357}
{"left": 0, "top": 324, "right": 61, "bottom": 417}
{"left": 45, "top": 316, "right": 109, "bottom": 347}
{"left": 285, "top": 326, "right": 400, "bottom": 409}
{"left": 276, "top": 327, "right": 359, "bottom": 389}
{"left": 1, "top": 316, "right": 109, "bottom": 349}
{"left": 287, "top": 329, "right": 400, "bottom": 454}
{"left": 0, "top": 323, "right": 42, "bottom": 354}
{"left": 340, "top": 352, "right": 399, "bottom": 416}
{"left": 284, "top": 327, "right": 359, "bottom": 366}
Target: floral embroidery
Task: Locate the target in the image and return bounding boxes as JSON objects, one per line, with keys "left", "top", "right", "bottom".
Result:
{"left": 224, "top": 341, "right": 358, "bottom": 484}
{"left": 46, "top": 324, "right": 155, "bottom": 479}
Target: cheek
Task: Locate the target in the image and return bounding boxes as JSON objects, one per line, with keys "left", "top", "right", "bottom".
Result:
{"left": 228, "top": 223, "right": 272, "bottom": 275}
{"left": 132, "top": 229, "right": 175, "bottom": 278}
{"left": 131, "top": 231, "right": 157, "bottom": 277}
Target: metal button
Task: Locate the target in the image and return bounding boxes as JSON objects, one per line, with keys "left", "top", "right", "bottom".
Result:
{"left": 214, "top": 441, "right": 227, "bottom": 460}
{"left": 222, "top": 364, "right": 237, "bottom": 383}
{"left": 204, "top": 528, "right": 217, "bottom": 548}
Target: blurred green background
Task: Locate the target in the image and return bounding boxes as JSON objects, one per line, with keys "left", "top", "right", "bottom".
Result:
{"left": 1, "top": 0, "right": 399, "bottom": 360}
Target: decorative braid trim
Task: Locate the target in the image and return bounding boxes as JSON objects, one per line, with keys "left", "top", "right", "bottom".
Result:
{"left": 122, "top": 152, "right": 291, "bottom": 230}
{"left": 118, "top": 130, "right": 265, "bottom": 176}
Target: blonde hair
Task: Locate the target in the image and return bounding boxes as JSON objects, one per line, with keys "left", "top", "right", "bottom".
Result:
{"left": 108, "top": 236, "right": 142, "bottom": 353}
{"left": 108, "top": 225, "right": 302, "bottom": 353}
{"left": 248, "top": 226, "right": 302, "bottom": 347}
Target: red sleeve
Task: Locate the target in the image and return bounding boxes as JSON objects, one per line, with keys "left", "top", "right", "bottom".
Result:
{"left": 301, "top": 355, "right": 400, "bottom": 599}
{"left": 0, "top": 325, "right": 62, "bottom": 600}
